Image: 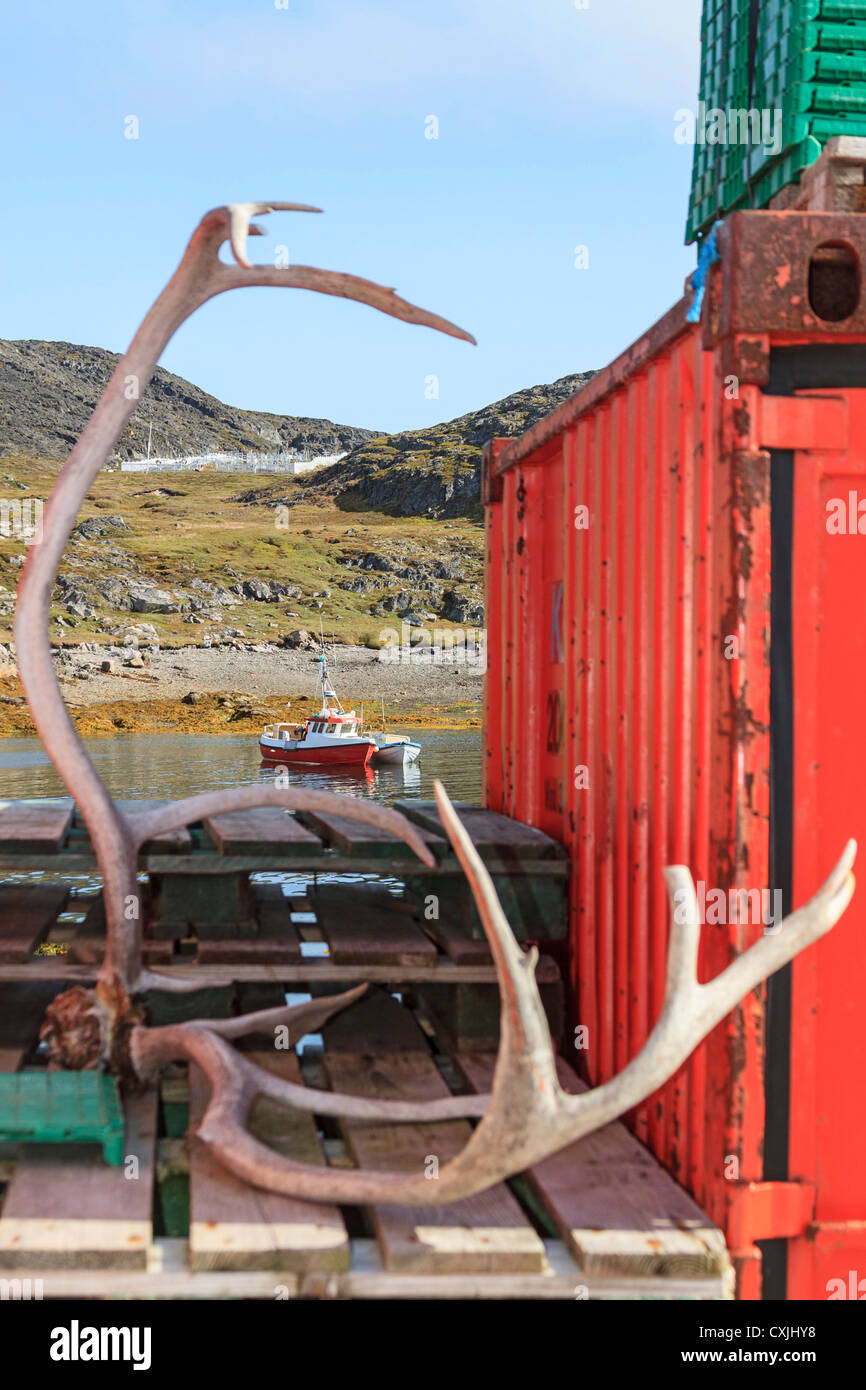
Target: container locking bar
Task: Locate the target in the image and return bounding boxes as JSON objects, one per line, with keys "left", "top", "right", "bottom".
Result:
{"left": 759, "top": 394, "right": 848, "bottom": 452}
{"left": 727, "top": 1180, "right": 815, "bottom": 1248}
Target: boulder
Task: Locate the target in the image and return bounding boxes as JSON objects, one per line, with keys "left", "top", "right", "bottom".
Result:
{"left": 128, "top": 585, "right": 178, "bottom": 614}
{"left": 340, "top": 575, "right": 373, "bottom": 594}
{"left": 121, "top": 622, "right": 159, "bottom": 644}
{"left": 282, "top": 629, "right": 317, "bottom": 651}
{"left": 242, "top": 579, "right": 272, "bottom": 602}
{"left": 441, "top": 589, "right": 484, "bottom": 626}
{"left": 72, "top": 515, "right": 130, "bottom": 541}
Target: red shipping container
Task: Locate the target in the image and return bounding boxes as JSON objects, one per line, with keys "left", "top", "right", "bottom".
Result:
{"left": 483, "top": 211, "right": 866, "bottom": 1299}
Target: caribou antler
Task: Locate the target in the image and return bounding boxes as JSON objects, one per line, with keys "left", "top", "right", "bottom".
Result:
{"left": 17, "top": 203, "right": 856, "bottom": 1208}
{"left": 15, "top": 202, "right": 473, "bottom": 1013}
{"left": 130, "top": 782, "right": 855, "bottom": 1205}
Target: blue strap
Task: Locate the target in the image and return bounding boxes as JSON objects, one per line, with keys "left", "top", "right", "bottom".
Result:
{"left": 687, "top": 225, "right": 720, "bottom": 323}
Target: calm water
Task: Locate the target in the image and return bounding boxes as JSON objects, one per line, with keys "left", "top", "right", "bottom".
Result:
{"left": 0, "top": 728, "right": 482, "bottom": 805}
{"left": 0, "top": 729, "right": 482, "bottom": 895}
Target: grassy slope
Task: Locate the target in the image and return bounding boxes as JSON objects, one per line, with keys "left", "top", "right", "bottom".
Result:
{"left": 0, "top": 455, "right": 484, "bottom": 649}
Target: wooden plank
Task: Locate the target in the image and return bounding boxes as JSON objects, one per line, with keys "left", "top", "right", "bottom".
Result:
{"left": 324, "top": 988, "right": 433, "bottom": 1053}
{"left": 0, "top": 799, "right": 73, "bottom": 853}
{"left": 310, "top": 884, "right": 438, "bottom": 968}
{"left": 0, "top": 982, "right": 66, "bottom": 1072}
{"left": 67, "top": 895, "right": 172, "bottom": 967}
{"left": 300, "top": 810, "right": 446, "bottom": 860}
{"left": 0, "top": 958, "right": 562, "bottom": 985}
{"left": 0, "top": 885, "right": 69, "bottom": 963}
{"left": 150, "top": 871, "right": 256, "bottom": 939}
{"left": 394, "top": 801, "right": 566, "bottom": 860}
{"left": 1, "top": 1236, "right": 734, "bottom": 1298}
{"left": 188, "top": 1051, "right": 349, "bottom": 1271}
{"left": 0, "top": 1090, "right": 157, "bottom": 1268}
{"left": 420, "top": 916, "right": 494, "bottom": 966}
{"left": 197, "top": 884, "right": 302, "bottom": 965}
{"left": 203, "top": 808, "right": 323, "bottom": 857}
{"left": 323, "top": 993, "right": 546, "bottom": 1274}
{"left": 457, "top": 1054, "right": 729, "bottom": 1280}
{"left": 0, "top": 851, "right": 567, "bottom": 879}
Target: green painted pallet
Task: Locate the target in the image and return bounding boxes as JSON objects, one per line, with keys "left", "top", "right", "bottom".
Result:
{"left": 0, "top": 1071, "right": 125, "bottom": 1165}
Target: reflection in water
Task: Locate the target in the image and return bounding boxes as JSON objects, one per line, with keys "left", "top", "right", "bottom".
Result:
{"left": 0, "top": 729, "right": 480, "bottom": 806}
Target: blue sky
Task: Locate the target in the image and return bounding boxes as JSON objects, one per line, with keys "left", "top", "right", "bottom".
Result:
{"left": 1, "top": 0, "right": 701, "bottom": 435}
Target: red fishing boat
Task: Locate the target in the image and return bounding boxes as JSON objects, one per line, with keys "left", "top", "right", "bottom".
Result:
{"left": 259, "top": 653, "right": 377, "bottom": 767}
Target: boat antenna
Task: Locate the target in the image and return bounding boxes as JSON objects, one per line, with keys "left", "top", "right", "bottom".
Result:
{"left": 382, "top": 695, "right": 386, "bottom": 736}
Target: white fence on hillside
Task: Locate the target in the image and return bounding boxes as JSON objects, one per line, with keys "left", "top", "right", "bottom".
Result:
{"left": 119, "top": 450, "right": 347, "bottom": 475}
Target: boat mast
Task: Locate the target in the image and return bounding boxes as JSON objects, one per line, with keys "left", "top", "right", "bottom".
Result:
{"left": 317, "top": 624, "right": 344, "bottom": 715}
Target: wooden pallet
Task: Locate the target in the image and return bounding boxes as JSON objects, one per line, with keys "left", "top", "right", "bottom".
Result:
{"left": 0, "top": 988, "right": 733, "bottom": 1299}
{"left": 0, "top": 799, "right": 570, "bottom": 947}
{"left": 0, "top": 798, "right": 569, "bottom": 879}
{"left": 0, "top": 878, "right": 562, "bottom": 991}
{"left": 0, "top": 799, "right": 732, "bottom": 1298}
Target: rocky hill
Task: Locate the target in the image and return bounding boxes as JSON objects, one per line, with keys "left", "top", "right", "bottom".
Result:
{"left": 0, "top": 343, "right": 597, "bottom": 655}
{"left": 0, "top": 339, "right": 377, "bottom": 462}
{"left": 244, "top": 370, "right": 596, "bottom": 518}
{"left": 0, "top": 338, "right": 596, "bottom": 516}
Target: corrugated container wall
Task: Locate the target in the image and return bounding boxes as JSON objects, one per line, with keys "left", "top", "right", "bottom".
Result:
{"left": 483, "top": 211, "right": 866, "bottom": 1299}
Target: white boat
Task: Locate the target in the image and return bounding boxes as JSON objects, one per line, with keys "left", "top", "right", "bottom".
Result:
{"left": 366, "top": 696, "right": 422, "bottom": 767}
{"left": 371, "top": 734, "right": 422, "bottom": 768}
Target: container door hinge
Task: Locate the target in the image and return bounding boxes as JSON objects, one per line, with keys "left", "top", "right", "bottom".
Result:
{"left": 727, "top": 1181, "right": 816, "bottom": 1247}
{"left": 759, "top": 394, "right": 848, "bottom": 451}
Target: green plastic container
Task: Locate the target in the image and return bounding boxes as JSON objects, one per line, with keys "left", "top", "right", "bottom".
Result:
{"left": 689, "top": 0, "right": 866, "bottom": 239}
{"left": 762, "top": 0, "right": 866, "bottom": 27}
{"left": 761, "top": 48, "right": 866, "bottom": 90}
{"left": 0, "top": 1071, "right": 125, "bottom": 1165}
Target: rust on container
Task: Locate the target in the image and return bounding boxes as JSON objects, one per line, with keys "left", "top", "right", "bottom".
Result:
{"left": 484, "top": 208, "right": 866, "bottom": 1300}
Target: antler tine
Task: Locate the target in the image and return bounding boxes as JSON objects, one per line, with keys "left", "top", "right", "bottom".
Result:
{"left": 133, "top": 995, "right": 487, "bottom": 1122}
{"left": 133, "top": 985, "right": 368, "bottom": 1080}
{"left": 430, "top": 778, "right": 562, "bottom": 1094}
{"left": 227, "top": 200, "right": 322, "bottom": 268}
{"left": 221, "top": 263, "right": 477, "bottom": 343}
{"left": 561, "top": 840, "right": 857, "bottom": 1134}
{"left": 700, "top": 837, "right": 856, "bottom": 1020}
